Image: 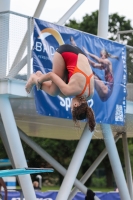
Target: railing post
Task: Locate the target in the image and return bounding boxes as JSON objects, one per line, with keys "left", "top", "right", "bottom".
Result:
{"left": 0, "top": 0, "right": 10, "bottom": 78}
{"left": 27, "top": 17, "right": 32, "bottom": 80}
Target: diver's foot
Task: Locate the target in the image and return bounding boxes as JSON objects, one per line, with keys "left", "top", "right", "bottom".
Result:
{"left": 25, "top": 74, "right": 36, "bottom": 93}
{"left": 36, "top": 70, "right": 43, "bottom": 77}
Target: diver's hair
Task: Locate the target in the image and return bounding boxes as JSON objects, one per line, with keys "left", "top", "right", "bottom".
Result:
{"left": 72, "top": 97, "right": 96, "bottom": 132}
{"left": 101, "top": 49, "right": 119, "bottom": 60}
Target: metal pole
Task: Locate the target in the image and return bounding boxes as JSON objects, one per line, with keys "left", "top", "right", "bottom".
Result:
{"left": 18, "top": 127, "right": 87, "bottom": 193}
{"left": 117, "top": 30, "right": 133, "bottom": 34}
{"left": 101, "top": 124, "right": 131, "bottom": 200}
{"left": 0, "top": 0, "right": 10, "bottom": 12}
{"left": 117, "top": 33, "right": 120, "bottom": 42}
{"left": 98, "top": 0, "right": 109, "bottom": 38}
{"left": 0, "top": 120, "right": 22, "bottom": 196}
{"left": 122, "top": 132, "right": 133, "bottom": 200}
{"left": 0, "top": 96, "right": 36, "bottom": 200}
{"left": 68, "top": 133, "right": 121, "bottom": 200}
{"left": 98, "top": 1, "right": 131, "bottom": 199}
{"left": 56, "top": 124, "right": 93, "bottom": 200}
{"left": 57, "top": 0, "right": 85, "bottom": 25}
{"left": 33, "top": 0, "right": 47, "bottom": 18}
{"left": 27, "top": 17, "right": 32, "bottom": 80}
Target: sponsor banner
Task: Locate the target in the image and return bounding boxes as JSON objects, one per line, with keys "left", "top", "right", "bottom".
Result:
{"left": 33, "top": 18, "right": 127, "bottom": 125}
{"left": 1, "top": 191, "right": 120, "bottom": 200}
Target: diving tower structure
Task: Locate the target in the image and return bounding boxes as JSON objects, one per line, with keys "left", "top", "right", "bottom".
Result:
{"left": 0, "top": 0, "right": 133, "bottom": 200}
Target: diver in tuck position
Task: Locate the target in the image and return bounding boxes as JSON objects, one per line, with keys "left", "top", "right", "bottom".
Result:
{"left": 25, "top": 44, "right": 96, "bottom": 131}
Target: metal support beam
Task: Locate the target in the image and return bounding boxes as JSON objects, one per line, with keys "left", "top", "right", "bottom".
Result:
{"left": 7, "top": 55, "right": 27, "bottom": 78}
{"left": 27, "top": 17, "right": 32, "bottom": 79}
{"left": 68, "top": 133, "right": 121, "bottom": 200}
{"left": 101, "top": 124, "right": 131, "bottom": 200}
{"left": 18, "top": 127, "right": 88, "bottom": 193}
{"left": 98, "top": 0, "right": 109, "bottom": 38}
{"left": 98, "top": 1, "right": 132, "bottom": 199}
{"left": 57, "top": 0, "right": 85, "bottom": 25}
{"left": 56, "top": 124, "right": 93, "bottom": 200}
{"left": 0, "top": 0, "right": 10, "bottom": 12}
{"left": 33, "top": 0, "right": 47, "bottom": 18}
{"left": 122, "top": 132, "right": 133, "bottom": 200}
{"left": 0, "top": 96, "right": 36, "bottom": 200}
{"left": 117, "top": 30, "right": 133, "bottom": 43}
{"left": 0, "top": 120, "right": 22, "bottom": 189}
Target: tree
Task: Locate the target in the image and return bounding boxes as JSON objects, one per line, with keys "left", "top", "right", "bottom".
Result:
{"left": 66, "top": 11, "right": 133, "bottom": 43}
{"left": 108, "top": 13, "right": 133, "bottom": 42}
{"left": 66, "top": 11, "right": 98, "bottom": 35}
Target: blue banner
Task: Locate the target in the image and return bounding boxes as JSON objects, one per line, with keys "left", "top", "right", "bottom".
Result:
{"left": 33, "top": 18, "right": 127, "bottom": 125}
{"left": 1, "top": 191, "right": 121, "bottom": 200}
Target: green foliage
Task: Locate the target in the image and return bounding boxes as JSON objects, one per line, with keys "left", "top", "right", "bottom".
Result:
{"left": 108, "top": 13, "right": 133, "bottom": 42}
{"left": 65, "top": 19, "right": 80, "bottom": 30}
{"left": 0, "top": 140, "right": 8, "bottom": 162}
{"left": 128, "top": 139, "right": 133, "bottom": 174}
{"left": 66, "top": 11, "right": 98, "bottom": 35}
{"left": 66, "top": 11, "right": 133, "bottom": 43}
{"left": 91, "top": 175, "right": 106, "bottom": 188}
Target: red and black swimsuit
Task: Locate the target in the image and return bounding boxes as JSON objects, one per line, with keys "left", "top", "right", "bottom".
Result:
{"left": 56, "top": 44, "right": 86, "bottom": 80}
{"left": 56, "top": 44, "right": 93, "bottom": 96}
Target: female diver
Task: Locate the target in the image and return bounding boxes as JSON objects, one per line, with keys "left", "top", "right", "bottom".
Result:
{"left": 25, "top": 44, "right": 95, "bottom": 131}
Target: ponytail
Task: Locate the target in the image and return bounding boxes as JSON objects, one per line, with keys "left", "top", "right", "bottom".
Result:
{"left": 72, "top": 99, "right": 96, "bottom": 132}
{"left": 86, "top": 106, "right": 96, "bottom": 132}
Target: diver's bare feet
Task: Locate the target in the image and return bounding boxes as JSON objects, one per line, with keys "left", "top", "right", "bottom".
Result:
{"left": 25, "top": 74, "right": 36, "bottom": 93}
{"left": 36, "top": 70, "right": 43, "bottom": 77}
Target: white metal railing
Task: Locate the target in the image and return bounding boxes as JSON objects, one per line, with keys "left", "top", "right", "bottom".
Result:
{"left": 0, "top": 11, "right": 33, "bottom": 79}
{"left": 117, "top": 30, "right": 133, "bottom": 50}
{"left": 117, "top": 30, "right": 133, "bottom": 84}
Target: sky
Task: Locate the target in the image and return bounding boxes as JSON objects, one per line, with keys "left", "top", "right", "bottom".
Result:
{"left": 10, "top": 0, "right": 133, "bottom": 25}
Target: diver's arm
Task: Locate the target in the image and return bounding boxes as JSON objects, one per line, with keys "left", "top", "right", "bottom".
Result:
{"left": 38, "top": 72, "right": 81, "bottom": 97}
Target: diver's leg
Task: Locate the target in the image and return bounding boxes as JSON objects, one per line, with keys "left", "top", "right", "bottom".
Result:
{"left": 25, "top": 72, "right": 59, "bottom": 96}
{"left": 38, "top": 52, "right": 66, "bottom": 84}
{"left": 36, "top": 52, "right": 67, "bottom": 95}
